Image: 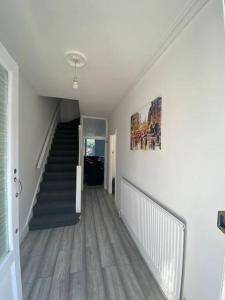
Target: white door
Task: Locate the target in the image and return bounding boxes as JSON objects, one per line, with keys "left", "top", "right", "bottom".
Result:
{"left": 0, "top": 43, "right": 22, "bottom": 300}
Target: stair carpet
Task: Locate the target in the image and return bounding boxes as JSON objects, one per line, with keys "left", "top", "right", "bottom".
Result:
{"left": 29, "top": 119, "right": 80, "bottom": 230}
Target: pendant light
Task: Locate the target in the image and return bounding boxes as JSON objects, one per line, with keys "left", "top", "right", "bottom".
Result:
{"left": 73, "top": 59, "right": 79, "bottom": 89}
{"left": 64, "top": 50, "right": 87, "bottom": 90}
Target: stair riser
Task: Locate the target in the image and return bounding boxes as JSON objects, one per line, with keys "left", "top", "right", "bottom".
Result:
{"left": 45, "top": 165, "right": 76, "bottom": 172}
{"left": 29, "top": 218, "right": 79, "bottom": 230}
{"left": 37, "top": 193, "right": 75, "bottom": 202}
{"left": 33, "top": 205, "right": 75, "bottom": 216}
{"left": 43, "top": 173, "right": 76, "bottom": 181}
{"left": 40, "top": 183, "right": 76, "bottom": 192}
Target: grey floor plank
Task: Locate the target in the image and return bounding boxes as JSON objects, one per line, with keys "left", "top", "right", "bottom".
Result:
{"left": 118, "top": 263, "right": 146, "bottom": 300}
{"left": 103, "top": 265, "right": 127, "bottom": 300}
{"left": 71, "top": 221, "right": 84, "bottom": 272}
{"left": 21, "top": 254, "right": 57, "bottom": 284}
{"left": 69, "top": 272, "right": 86, "bottom": 300}
{"left": 27, "top": 277, "right": 52, "bottom": 300}
{"left": 44, "top": 227, "right": 64, "bottom": 257}
{"left": 22, "top": 282, "right": 33, "bottom": 300}
{"left": 20, "top": 231, "right": 40, "bottom": 257}
{"left": 131, "top": 259, "right": 166, "bottom": 300}
{"left": 60, "top": 225, "right": 75, "bottom": 251}
{"left": 111, "top": 242, "right": 130, "bottom": 266}
{"left": 87, "top": 269, "right": 106, "bottom": 300}
{"left": 92, "top": 190, "right": 116, "bottom": 268}
{"left": 29, "top": 229, "right": 52, "bottom": 257}
{"left": 86, "top": 245, "right": 101, "bottom": 271}
{"left": 49, "top": 273, "right": 70, "bottom": 300}
{"left": 96, "top": 190, "right": 120, "bottom": 244}
{"left": 54, "top": 249, "right": 83, "bottom": 277}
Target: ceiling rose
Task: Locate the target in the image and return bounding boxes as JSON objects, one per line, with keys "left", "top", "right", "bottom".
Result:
{"left": 64, "top": 50, "right": 87, "bottom": 68}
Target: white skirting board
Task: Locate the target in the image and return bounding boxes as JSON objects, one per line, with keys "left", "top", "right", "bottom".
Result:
{"left": 121, "top": 178, "right": 185, "bottom": 300}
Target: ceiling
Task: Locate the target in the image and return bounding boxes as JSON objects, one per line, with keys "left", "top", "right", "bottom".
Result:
{"left": 0, "top": 0, "right": 195, "bottom": 116}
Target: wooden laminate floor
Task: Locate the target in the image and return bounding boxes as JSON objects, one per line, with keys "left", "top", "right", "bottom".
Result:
{"left": 20, "top": 187, "right": 166, "bottom": 300}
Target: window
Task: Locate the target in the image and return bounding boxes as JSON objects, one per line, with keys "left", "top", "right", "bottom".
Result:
{"left": 85, "top": 139, "right": 95, "bottom": 156}
{"left": 83, "top": 118, "right": 106, "bottom": 137}
{"left": 85, "top": 139, "right": 105, "bottom": 157}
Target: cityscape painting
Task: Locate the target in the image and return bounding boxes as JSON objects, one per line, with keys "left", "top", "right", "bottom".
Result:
{"left": 130, "top": 97, "right": 162, "bottom": 150}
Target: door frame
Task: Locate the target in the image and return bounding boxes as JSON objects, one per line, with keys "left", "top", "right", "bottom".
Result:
{"left": 0, "top": 42, "right": 22, "bottom": 300}
{"left": 108, "top": 131, "right": 117, "bottom": 202}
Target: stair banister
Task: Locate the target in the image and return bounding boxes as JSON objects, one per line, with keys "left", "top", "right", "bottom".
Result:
{"left": 76, "top": 166, "right": 81, "bottom": 213}
{"left": 36, "top": 104, "right": 60, "bottom": 169}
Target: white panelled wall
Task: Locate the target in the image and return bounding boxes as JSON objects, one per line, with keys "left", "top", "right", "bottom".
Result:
{"left": 109, "top": 0, "right": 225, "bottom": 299}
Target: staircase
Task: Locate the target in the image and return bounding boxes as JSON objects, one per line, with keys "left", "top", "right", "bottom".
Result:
{"left": 29, "top": 119, "right": 80, "bottom": 230}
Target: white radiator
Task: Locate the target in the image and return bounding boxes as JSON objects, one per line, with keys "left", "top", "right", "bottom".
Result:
{"left": 121, "top": 178, "right": 185, "bottom": 300}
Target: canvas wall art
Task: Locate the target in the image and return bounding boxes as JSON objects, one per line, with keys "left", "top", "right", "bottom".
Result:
{"left": 130, "top": 97, "right": 161, "bottom": 150}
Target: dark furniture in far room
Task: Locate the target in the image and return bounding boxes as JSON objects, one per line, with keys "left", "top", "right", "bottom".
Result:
{"left": 84, "top": 156, "right": 104, "bottom": 185}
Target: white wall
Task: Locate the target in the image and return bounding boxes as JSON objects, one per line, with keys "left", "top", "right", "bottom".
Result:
{"left": 60, "top": 99, "right": 80, "bottom": 122}
{"left": 108, "top": 0, "right": 225, "bottom": 299}
{"left": 19, "top": 74, "right": 59, "bottom": 239}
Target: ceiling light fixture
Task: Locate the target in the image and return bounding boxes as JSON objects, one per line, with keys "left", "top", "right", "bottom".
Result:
{"left": 64, "top": 50, "right": 87, "bottom": 90}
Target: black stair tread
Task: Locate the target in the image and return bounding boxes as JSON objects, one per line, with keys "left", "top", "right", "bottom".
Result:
{"left": 50, "top": 150, "right": 78, "bottom": 157}
{"left": 43, "top": 172, "right": 76, "bottom": 181}
{"left": 48, "top": 156, "right": 78, "bottom": 164}
{"left": 51, "top": 144, "right": 78, "bottom": 150}
{"left": 52, "top": 141, "right": 77, "bottom": 146}
{"left": 29, "top": 213, "right": 79, "bottom": 230}
{"left": 55, "top": 134, "right": 78, "bottom": 139}
{"left": 53, "top": 140, "right": 78, "bottom": 144}
{"left": 54, "top": 133, "right": 77, "bottom": 137}
{"left": 56, "top": 129, "right": 78, "bottom": 134}
{"left": 57, "top": 126, "right": 76, "bottom": 130}
{"left": 53, "top": 139, "right": 77, "bottom": 143}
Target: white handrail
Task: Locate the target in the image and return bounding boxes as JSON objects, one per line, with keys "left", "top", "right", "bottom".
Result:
{"left": 36, "top": 104, "right": 60, "bottom": 169}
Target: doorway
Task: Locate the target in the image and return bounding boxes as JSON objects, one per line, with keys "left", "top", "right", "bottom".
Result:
{"left": 81, "top": 116, "right": 107, "bottom": 189}
{"left": 0, "top": 43, "right": 22, "bottom": 299}
{"left": 108, "top": 133, "right": 116, "bottom": 197}
{"left": 83, "top": 138, "right": 105, "bottom": 186}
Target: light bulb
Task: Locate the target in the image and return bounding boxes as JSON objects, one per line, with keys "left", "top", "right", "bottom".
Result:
{"left": 73, "top": 80, "right": 78, "bottom": 89}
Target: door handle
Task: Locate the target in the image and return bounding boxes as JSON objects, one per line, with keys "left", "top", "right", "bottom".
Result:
{"left": 14, "top": 177, "right": 22, "bottom": 197}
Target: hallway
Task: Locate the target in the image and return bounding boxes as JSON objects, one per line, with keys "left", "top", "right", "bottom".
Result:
{"left": 20, "top": 187, "right": 165, "bottom": 300}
